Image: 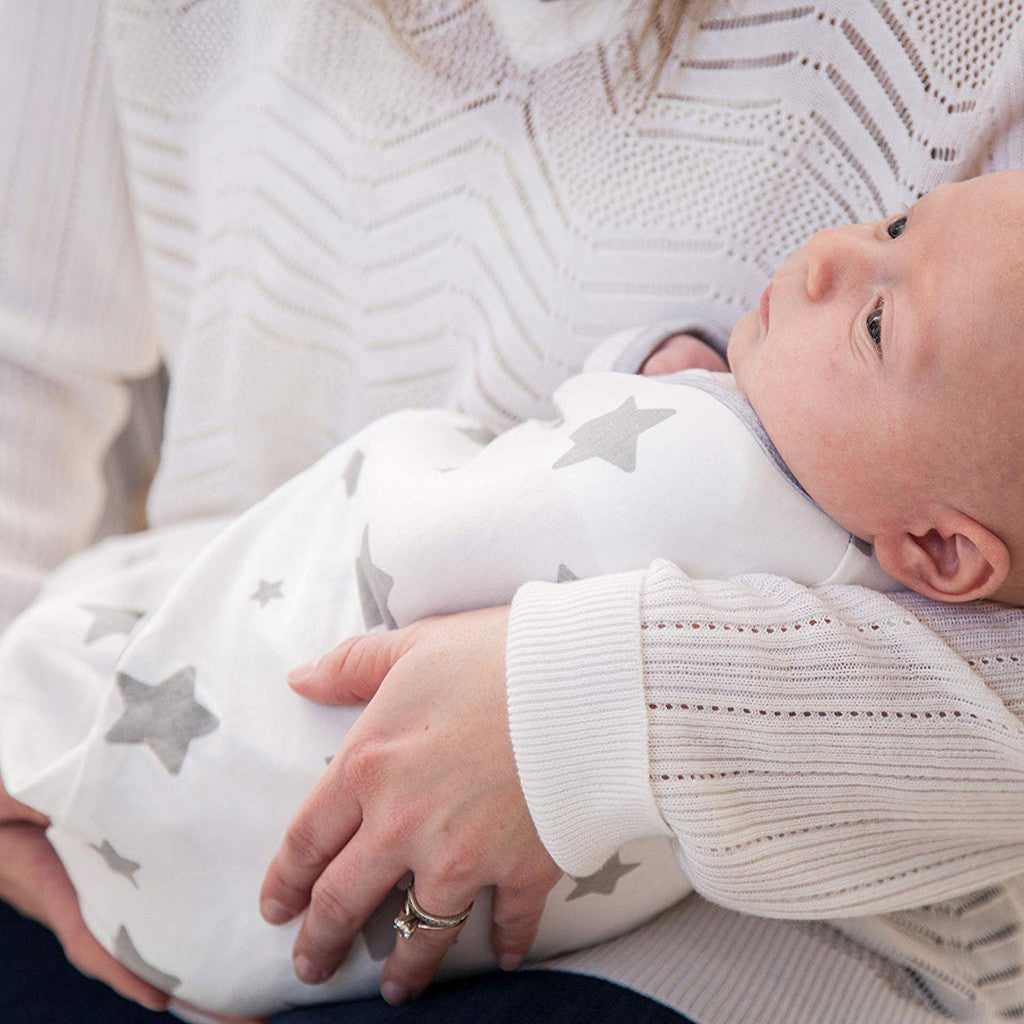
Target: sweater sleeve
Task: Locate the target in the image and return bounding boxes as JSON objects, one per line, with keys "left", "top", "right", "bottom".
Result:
{"left": 0, "top": 2, "right": 158, "bottom": 633}
{"left": 506, "top": 560, "right": 1024, "bottom": 919}
{"left": 581, "top": 322, "right": 731, "bottom": 375}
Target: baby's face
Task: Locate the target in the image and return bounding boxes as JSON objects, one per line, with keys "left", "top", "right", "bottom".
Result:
{"left": 727, "top": 170, "right": 1024, "bottom": 544}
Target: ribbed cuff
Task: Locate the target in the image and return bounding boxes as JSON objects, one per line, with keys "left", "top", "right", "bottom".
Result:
{"left": 505, "top": 570, "right": 673, "bottom": 876}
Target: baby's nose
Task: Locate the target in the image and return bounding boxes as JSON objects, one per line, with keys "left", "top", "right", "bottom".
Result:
{"left": 804, "top": 227, "right": 870, "bottom": 301}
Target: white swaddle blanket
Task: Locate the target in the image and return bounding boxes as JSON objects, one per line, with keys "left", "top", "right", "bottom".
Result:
{"left": 0, "top": 369, "right": 897, "bottom": 1016}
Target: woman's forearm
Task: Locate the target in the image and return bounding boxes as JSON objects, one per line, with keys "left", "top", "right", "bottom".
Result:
{"left": 506, "top": 560, "right": 1024, "bottom": 917}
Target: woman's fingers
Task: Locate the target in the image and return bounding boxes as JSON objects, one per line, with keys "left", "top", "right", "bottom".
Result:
{"left": 267, "top": 605, "right": 561, "bottom": 1002}
{"left": 289, "top": 831, "right": 405, "bottom": 984}
{"left": 287, "top": 624, "right": 424, "bottom": 704}
{"left": 379, "top": 876, "right": 478, "bottom": 1005}
{"left": 259, "top": 757, "right": 364, "bottom": 924}
{"left": 489, "top": 870, "right": 561, "bottom": 970}
{"left": 0, "top": 822, "right": 169, "bottom": 1012}
{"left": 59, "top": 916, "right": 168, "bottom": 1011}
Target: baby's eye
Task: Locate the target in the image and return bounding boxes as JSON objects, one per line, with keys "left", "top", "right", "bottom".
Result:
{"left": 866, "top": 301, "right": 884, "bottom": 350}
{"left": 887, "top": 215, "right": 907, "bottom": 239}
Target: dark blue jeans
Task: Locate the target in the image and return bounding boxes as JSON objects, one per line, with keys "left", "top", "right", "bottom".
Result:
{"left": 1, "top": 899, "right": 693, "bottom": 1023}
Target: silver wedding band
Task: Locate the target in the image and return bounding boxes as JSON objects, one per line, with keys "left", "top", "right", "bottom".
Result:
{"left": 393, "top": 884, "right": 473, "bottom": 938}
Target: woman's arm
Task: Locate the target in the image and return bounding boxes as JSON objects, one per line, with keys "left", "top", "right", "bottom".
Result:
{"left": 257, "top": 568, "right": 1024, "bottom": 1002}
{"left": 0, "top": 2, "right": 165, "bottom": 1009}
{"left": 0, "top": 0, "right": 158, "bottom": 632}
{"left": 507, "top": 561, "right": 1024, "bottom": 916}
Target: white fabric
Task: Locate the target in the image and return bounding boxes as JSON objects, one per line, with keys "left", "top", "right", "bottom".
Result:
{"left": 1, "top": 1, "right": 1024, "bottom": 1021}
{"left": 0, "top": 365, "right": 893, "bottom": 1015}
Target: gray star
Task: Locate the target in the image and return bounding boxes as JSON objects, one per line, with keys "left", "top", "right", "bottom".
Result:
{"left": 250, "top": 579, "right": 284, "bottom": 607}
{"left": 105, "top": 667, "right": 219, "bottom": 776}
{"left": 89, "top": 839, "right": 141, "bottom": 889}
{"left": 556, "top": 564, "right": 579, "bottom": 583}
{"left": 458, "top": 424, "right": 497, "bottom": 446}
{"left": 552, "top": 397, "right": 675, "bottom": 472}
{"left": 113, "top": 926, "right": 181, "bottom": 993}
{"left": 565, "top": 851, "right": 641, "bottom": 901}
{"left": 343, "top": 448, "right": 365, "bottom": 497}
{"left": 355, "top": 525, "right": 396, "bottom": 630}
{"left": 81, "top": 605, "right": 145, "bottom": 645}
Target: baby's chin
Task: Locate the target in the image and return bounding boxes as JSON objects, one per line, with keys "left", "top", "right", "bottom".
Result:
{"left": 726, "top": 309, "right": 759, "bottom": 391}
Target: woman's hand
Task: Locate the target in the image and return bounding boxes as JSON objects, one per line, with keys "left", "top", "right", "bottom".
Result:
{"left": 639, "top": 332, "right": 729, "bottom": 375}
{"left": 258, "top": 605, "right": 563, "bottom": 1005}
{"left": 0, "top": 783, "right": 169, "bottom": 1013}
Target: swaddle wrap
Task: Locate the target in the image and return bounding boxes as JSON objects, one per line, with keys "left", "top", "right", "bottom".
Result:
{"left": 0, "top": 369, "right": 897, "bottom": 1016}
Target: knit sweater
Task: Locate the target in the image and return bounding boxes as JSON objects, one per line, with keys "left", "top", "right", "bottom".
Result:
{"left": 1, "top": 2, "right": 1022, "bottom": 1022}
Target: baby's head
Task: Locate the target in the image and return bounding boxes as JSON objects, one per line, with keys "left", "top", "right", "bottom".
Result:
{"left": 728, "top": 170, "right": 1024, "bottom": 605}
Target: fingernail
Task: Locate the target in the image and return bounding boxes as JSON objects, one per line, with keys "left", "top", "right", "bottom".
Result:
{"left": 295, "top": 955, "right": 327, "bottom": 985}
{"left": 260, "top": 898, "right": 294, "bottom": 924}
{"left": 499, "top": 954, "right": 522, "bottom": 972}
{"left": 287, "top": 661, "right": 318, "bottom": 686}
{"left": 381, "top": 980, "right": 409, "bottom": 1005}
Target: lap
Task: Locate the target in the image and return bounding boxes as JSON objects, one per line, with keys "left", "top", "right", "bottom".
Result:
{"left": 2, "top": 885, "right": 695, "bottom": 1024}
{"left": 272, "top": 969, "right": 695, "bottom": 1024}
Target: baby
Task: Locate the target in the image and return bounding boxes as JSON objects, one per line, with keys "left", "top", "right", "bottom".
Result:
{"left": 728, "top": 169, "right": 1024, "bottom": 607}
{"left": 0, "top": 170, "right": 1021, "bottom": 1019}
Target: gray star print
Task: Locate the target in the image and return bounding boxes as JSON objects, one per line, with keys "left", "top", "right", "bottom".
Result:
{"left": 355, "top": 525, "right": 396, "bottom": 630}
{"left": 81, "top": 605, "right": 145, "bottom": 645}
{"left": 343, "top": 448, "right": 365, "bottom": 497}
{"left": 89, "top": 839, "right": 141, "bottom": 889}
{"left": 250, "top": 579, "right": 284, "bottom": 607}
{"left": 105, "top": 667, "right": 219, "bottom": 776}
{"left": 114, "top": 926, "right": 181, "bottom": 992}
{"left": 552, "top": 397, "right": 675, "bottom": 472}
{"left": 556, "top": 564, "right": 579, "bottom": 583}
{"left": 565, "top": 851, "right": 641, "bottom": 901}
{"left": 458, "top": 424, "right": 497, "bottom": 446}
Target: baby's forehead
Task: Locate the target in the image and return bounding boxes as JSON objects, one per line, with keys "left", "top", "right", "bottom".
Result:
{"left": 892, "top": 197, "right": 1019, "bottom": 385}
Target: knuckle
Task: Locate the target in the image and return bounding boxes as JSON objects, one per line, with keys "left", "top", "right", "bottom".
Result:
{"left": 335, "top": 635, "right": 377, "bottom": 680}
{"left": 492, "top": 901, "right": 532, "bottom": 931}
{"left": 340, "top": 739, "right": 388, "bottom": 794}
{"left": 283, "top": 822, "right": 329, "bottom": 873}
{"left": 374, "top": 803, "right": 421, "bottom": 847}
{"left": 434, "top": 845, "right": 477, "bottom": 889}
{"left": 309, "top": 879, "right": 358, "bottom": 931}
{"left": 501, "top": 865, "right": 543, "bottom": 894}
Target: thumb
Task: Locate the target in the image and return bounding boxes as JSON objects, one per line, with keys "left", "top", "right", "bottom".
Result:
{"left": 287, "top": 627, "right": 416, "bottom": 704}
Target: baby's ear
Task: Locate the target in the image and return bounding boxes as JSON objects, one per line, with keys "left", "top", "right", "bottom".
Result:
{"left": 873, "top": 508, "right": 1010, "bottom": 603}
